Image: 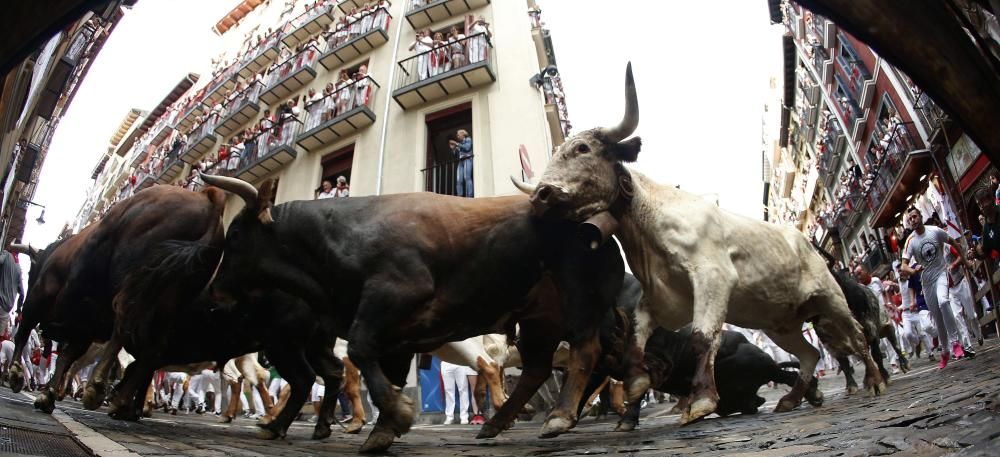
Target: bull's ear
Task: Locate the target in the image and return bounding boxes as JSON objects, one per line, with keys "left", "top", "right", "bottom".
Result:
{"left": 611, "top": 136, "right": 641, "bottom": 163}
{"left": 257, "top": 180, "right": 276, "bottom": 225}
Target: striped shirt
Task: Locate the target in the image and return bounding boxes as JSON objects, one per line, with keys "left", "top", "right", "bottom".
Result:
{"left": 0, "top": 251, "right": 23, "bottom": 313}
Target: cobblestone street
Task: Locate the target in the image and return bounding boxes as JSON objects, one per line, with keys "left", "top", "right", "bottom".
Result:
{"left": 1, "top": 339, "right": 998, "bottom": 456}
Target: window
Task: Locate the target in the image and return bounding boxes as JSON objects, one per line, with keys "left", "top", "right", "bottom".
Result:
{"left": 836, "top": 33, "right": 870, "bottom": 101}
{"left": 423, "top": 103, "right": 472, "bottom": 196}
{"left": 833, "top": 74, "right": 860, "bottom": 127}
{"left": 318, "top": 144, "right": 354, "bottom": 198}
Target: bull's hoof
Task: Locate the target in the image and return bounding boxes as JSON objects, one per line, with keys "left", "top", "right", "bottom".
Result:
{"left": 220, "top": 415, "right": 234, "bottom": 424}
{"left": 614, "top": 419, "right": 637, "bottom": 432}
{"left": 476, "top": 421, "right": 506, "bottom": 439}
{"left": 359, "top": 426, "right": 396, "bottom": 454}
{"left": 872, "top": 381, "right": 887, "bottom": 396}
{"left": 312, "top": 424, "right": 332, "bottom": 440}
{"left": 845, "top": 384, "right": 859, "bottom": 396}
{"left": 344, "top": 420, "right": 365, "bottom": 435}
{"left": 805, "top": 388, "right": 824, "bottom": 407}
{"left": 257, "top": 415, "right": 273, "bottom": 425}
{"left": 680, "top": 397, "right": 716, "bottom": 425}
{"left": 256, "top": 428, "right": 280, "bottom": 440}
{"left": 34, "top": 391, "right": 56, "bottom": 414}
{"left": 8, "top": 372, "right": 24, "bottom": 393}
{"left": 899, "top": 359, "right": 910, "bottom": 373}
{"left": 521, "top": 403, "right": 536, "bottom": 415}
{"left": 773, "top": 398, "right": 799, "bottom": 413}
{"left": 625, "top": 374, "right": 651, "bottom": 403}
{"left": 81, "top": 384, "right": 105, "bottom": 411}
{"left": 539, "top": 416, "right": 573, "bottom": 439}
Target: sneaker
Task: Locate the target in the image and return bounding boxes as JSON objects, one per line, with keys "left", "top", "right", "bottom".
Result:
{"left": 460, "top": 419, "right": 469, "bottom": 425}
{"left": 963, "top": 346, "right": 976, "bottom": 359}
{"left": 952, "top": 342, "right": 965, "bottom": 359}
{"left": 978, "top": 336, "right": 984, "bottom": 347}
{"left": 939, "top": 353, "right": 950, "bottom": 369}
{"left": 442, "top": 417, "right": 454, "bottom": 425}
{"left": 470, "top": 414, "right": 485, "bottom": 425}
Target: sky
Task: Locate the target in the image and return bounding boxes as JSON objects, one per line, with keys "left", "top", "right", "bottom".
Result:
{"left": 20, "top": 0, "right": 785, "bottom": 250}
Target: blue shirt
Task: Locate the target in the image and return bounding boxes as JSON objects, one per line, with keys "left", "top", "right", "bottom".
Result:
{"left": 455, "top": 137, "right": 472, "bottom": 159}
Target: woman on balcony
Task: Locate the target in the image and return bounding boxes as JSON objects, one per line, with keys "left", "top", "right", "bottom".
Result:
{"left": 373, "top": 0, "right": 391, "bottom": 31}
{"left": 348, "top": 7, "right": 363, "bottom": 37}
{"left": 354, "top": 65, "right": 371, "bottom": 108}
{"left": 335, "top": 70, "right": 353, "bottom": 116}
{"left": 447, "top": 26, "right": 466, "bottom": 69}
{"left": 322, "top": 82, "right": 337, "bottom": 122}
{"left": 431, "top": 32, "right": 449, "bottom": 74}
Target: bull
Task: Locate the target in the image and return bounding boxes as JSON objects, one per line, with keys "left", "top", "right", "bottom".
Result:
{"left": 519, "top": 64, "right": 885, "bottom": 425}
{"left": 200, "top": 173, "right": 624, "bottom": 453}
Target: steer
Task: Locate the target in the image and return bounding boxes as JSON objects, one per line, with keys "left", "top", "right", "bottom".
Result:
{"left": 200, "top": 174, "right": 624, "bottom": 453}
{"left": 519, "top": 64, "right": 886, "bottom": 425}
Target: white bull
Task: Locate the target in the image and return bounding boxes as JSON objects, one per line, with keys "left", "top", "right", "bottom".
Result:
{"left": 521, "top": 64, "right": 885, "bottom": 426}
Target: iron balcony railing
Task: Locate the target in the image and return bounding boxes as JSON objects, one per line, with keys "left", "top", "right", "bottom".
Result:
{"left": 913, "top": 89, "right": 948, "bottom": 132}
{"left": 285, "top": 2, "right": 335, "bottom": 34}
{"left": 237, "top": 117, "right": 302, "bottom": 172}
{"left": 264, "top": 44, "right": 321, "bottom": 90}
{"left": 219, "top": 81, "right": 264, "bottom": 120}
{"left": 863, "top": 122, "right": 918, "bottom": 212}
{"left": 300, "top": 76, "right": 378, "bottom": 133}
{"left": 811, "top": 43, "right": 829, "bottom": 74}
{"left": 394, "top": 32, "right": 493, "bottom": 89}
{"left": 241, "top": 30, "right": 284, "bottom": 66}
{"left": 64, "top": 26, "right": 95, "bottom": 64}
{"left": 324, "top": 6, "right": 392, "bottom": 50}
{"left": 421, "top": 155, "right": 472, "bottom": 196}
{"left": 861, "top": 244, "right": 889, "bottom": 275}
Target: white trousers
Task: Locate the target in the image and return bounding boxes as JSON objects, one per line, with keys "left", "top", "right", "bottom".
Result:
{"left": 922, "top": 274, "right": 963, "bottom": 349}
{"left": 440, "top": 361, "right": 469, "bottom": 423}
{"left": 948, "top": 278, "right": 982, "bottom": 346}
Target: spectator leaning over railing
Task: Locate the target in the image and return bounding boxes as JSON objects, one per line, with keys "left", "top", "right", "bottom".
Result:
{"left": 322, "top": 82, "right": 337, "bottom": 122}
{"left": 335, "top": 70, "right": 353, "bottom": 115}
{"left": 431, "top": 32, "right": 448, "bottom": 75}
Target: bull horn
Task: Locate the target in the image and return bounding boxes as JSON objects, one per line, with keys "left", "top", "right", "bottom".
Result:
{"left": 510, "top": 175, "right": 537, "bottom": 195}
{"left": 200, "top": 173, "right": 258, "bottom": 208}
{"left": 599, "top": 62, "right": 639, "bottom": 143}
{"left": 9, "top": 243, "right": 36, "bottom": 259}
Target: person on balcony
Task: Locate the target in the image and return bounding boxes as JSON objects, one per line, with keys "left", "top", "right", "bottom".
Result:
{"left": 334, "top": 176, "right": 350, "bottom": 198}
{"left": 305, "top": 88, "right": 324, "bottom": 130}
{"left": 447, "top": 26, "right": 467, "bottom": 69}
{"left": 373, "top": 0, "right": 391, "bottom": 31}
{"left": 431, "top": 32, "right": 448, "bottom": 75}
{"left": 260, "top": 109, "right": 275, "bottom": 145}
{"left": 449, "top": 129, "right": 474, "bottom": 198}
{"left": 354, "top": 65, "right": 370, "bottom": 108}
{"left": 322, "top": 82, "right": 337, "bottom": 122}
{"left": 335, "top": 70, "right": 353, "bottom": 116}
{"left": 409, "top": 30, "right": 433, "bottom": 80}
{"left": 348, "top": 7, "right": 363, "bottom": 36}
{"left": 469, "top": 16, "right": 491, "bottom": 64}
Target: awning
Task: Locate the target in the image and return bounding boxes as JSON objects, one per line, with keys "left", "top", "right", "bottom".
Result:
{"left": 870, "top": 149, "right": 934, "bottom": 227}
{"left": 140, "top": 73, "right": 199, "bottom": 132}
{"left": 214, "top": 0, "right": 265, "bottom": 35}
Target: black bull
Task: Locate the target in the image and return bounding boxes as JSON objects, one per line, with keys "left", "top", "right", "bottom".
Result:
{"left": 201, "top": 173, "right": 625, "bottom": 454}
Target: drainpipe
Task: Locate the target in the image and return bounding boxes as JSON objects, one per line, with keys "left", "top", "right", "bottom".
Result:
{"left": 375, "top": 11, "right": 406, "bottom": 196}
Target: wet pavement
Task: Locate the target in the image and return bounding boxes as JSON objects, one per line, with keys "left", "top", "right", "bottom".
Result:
{"left": 2, "top": 339, "right": 1000, "bottom": 456}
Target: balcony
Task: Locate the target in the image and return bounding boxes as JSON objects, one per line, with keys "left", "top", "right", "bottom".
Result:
{"left": 318, "top": 7, "right": 391, "bottom": 71}
{"left": 234, "top": 118, "right": 301, "bottom": 182}
{"left": 392, "top": 33, "right": 495, "bottom": 110}
{"left": 215, "top": 81, "right": 264, "bottom": 138}
{"left": 137, "top": 170, "right": 156, "bottom": 191}
{"left": 864, "top": 123, "right": 935, "bottom": 227}
{"left": 281, "top": 3, "right": 335, "bottom": 49}
{"left": 405, "top": 0, "right": 490, "bottom": 29}
{"left": 156, "top": 157, "right": 186, "bottom": 184}
{"left": 422, "top": 155, "right": 472, "bottom": 196}
{"left": 175, "top": 97, "right": 207, "bottom": 133}
{"left": 296, "top": 76, "right": 379, "bottom": 152}
{"left": 237, "top": 31, "right": 284, "bottom": 79}
{"left": 860, "top": 246, "right": 890, "bottom": 277}
{"left": 179, "top": 115, "right": 221, "bottom": 165}
{"left": 336, "top": 0, "right": 368, "bottom": 14}
{"left": 259, "top": 45, "right": 320, "bottom": 106}
{"left": 202, "top": 64, "right": 240, "bottom": 108}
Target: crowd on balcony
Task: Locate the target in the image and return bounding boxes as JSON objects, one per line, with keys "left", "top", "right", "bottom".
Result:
{"left": 533, "top": 66, "right": 572, "bottom": 137}
{"left": 326, "top": 1, "right": 391, "bottom": 49}
{"left": 409, "top": 16, "right": 491, "bottom": 81}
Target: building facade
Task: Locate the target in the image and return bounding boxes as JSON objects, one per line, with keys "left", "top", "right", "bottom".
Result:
{"left": 0, "top": 2, "right": 130, "bottom": 247}
{"left": 78, "top": 0, "right": 567, "bottom": 229}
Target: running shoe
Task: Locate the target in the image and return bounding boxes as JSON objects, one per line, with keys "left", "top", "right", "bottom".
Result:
{"left": 939, "top": 352, "right": 949, "bottom": 369}
{"left": 952, "top": 342, "right": 965, "bottom": 359}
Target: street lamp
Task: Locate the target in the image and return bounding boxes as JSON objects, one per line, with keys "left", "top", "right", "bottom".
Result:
{"left": 21, "top": 200, "right": 46, "bottom": 225}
